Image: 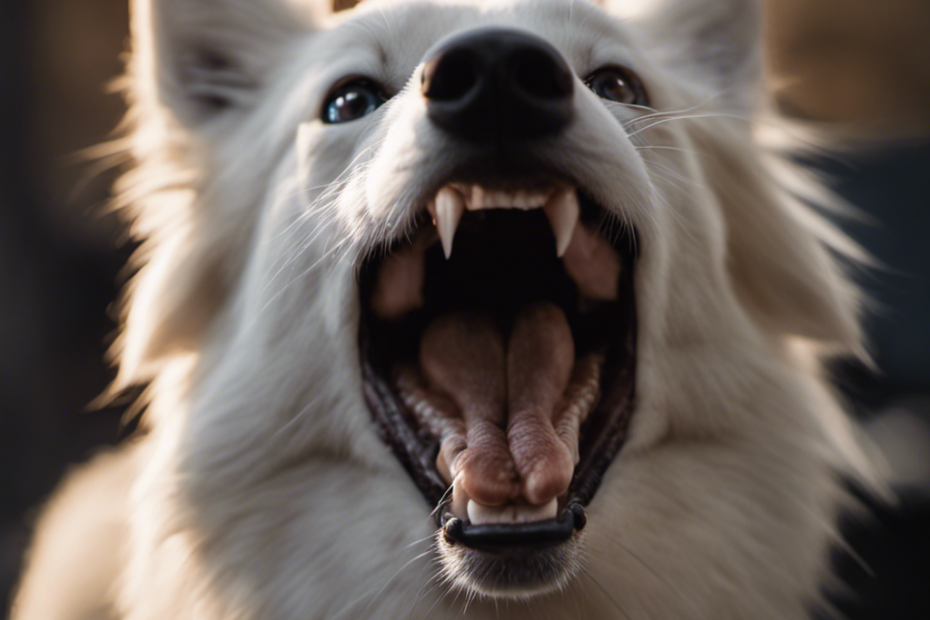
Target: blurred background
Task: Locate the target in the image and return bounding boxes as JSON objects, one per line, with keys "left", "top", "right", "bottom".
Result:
{"left": 0, "top": 0, "right": 928, "bottom": 617}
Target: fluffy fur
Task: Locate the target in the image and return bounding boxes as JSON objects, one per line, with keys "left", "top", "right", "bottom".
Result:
{"left": 12, "top": 0, "right": 876, "bottom": 618}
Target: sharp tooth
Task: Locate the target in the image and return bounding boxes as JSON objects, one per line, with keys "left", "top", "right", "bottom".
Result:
{"left": 435, "top": 186, "right": 465, "bottom": 258}
{"left": 543, "top": 188, "right": 580, "bottom": 257}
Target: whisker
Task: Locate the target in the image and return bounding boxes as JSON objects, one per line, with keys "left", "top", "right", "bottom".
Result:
{"left": 423, "top": 579, "right": 454, "bottom": 620}
{"left": 408, "top": 565, "right": 445, "bottom": 620}
{"left": 430, "top": 474, "right": 459, "bottom": 521}
{"left": 245, "top": 233, "right": 354, "bottom": 330}
{"left": 621, "top": 93, "right": 725, "bottom": 127}
{"left": 640, "top": 158, "right": 700, "bottom": 193}
{"left": 626, "top": 112, "right": 748, "bottom": 139}
{"left": 402, "top": 532, "right": 440, "bottom": 552}
{"left": 633, "top": 145, "right": 704, "bottom": 156}
{"left": 360, "top": 546, "right": 436, "bottom": 618}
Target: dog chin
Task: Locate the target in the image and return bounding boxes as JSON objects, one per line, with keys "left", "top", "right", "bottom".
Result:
{"left": 437, "top": 535, "right": 583, "bottom": 598}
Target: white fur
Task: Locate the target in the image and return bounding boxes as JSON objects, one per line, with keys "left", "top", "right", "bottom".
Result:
{"left": 12, "top": 1, "right": 877, "bottom": 618}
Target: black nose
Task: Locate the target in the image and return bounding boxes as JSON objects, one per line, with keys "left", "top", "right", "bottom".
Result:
{"left": 421, "top": 27, "right": 574, "bottom": 142}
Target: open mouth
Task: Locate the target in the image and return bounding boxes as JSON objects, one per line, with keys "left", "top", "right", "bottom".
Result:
{"left": 359, "top": 175, "right": 637, "bottom": 560}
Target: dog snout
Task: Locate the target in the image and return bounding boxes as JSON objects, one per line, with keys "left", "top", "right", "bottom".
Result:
{"left": 421, "top": 27, "right": 574, "bottom": 142}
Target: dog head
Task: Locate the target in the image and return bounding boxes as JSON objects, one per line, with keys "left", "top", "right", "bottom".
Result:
{"left": 116, "top": 0, "right": 869, "bottom": 617}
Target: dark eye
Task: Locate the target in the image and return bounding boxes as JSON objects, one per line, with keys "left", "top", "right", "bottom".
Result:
{"left": 322, "top": 79, "right": 387, "bottom": 124}
{"left": 584, "top": 67, "right": 648, "bottom": 106}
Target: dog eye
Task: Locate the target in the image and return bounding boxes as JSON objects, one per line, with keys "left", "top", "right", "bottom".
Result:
{"left": 584, "top": 67, "right": 648, "bottom": 106}
{"left": 322, "top": 79, "right": 387, "bottom": 124}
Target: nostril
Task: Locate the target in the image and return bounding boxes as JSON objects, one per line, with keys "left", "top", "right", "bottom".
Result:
{"left": 422, "top": 49, "right": 481, "bottom": 102}
{"left": 422, "top": 27, "right": 575, "bottom": 141}
{"left": 511, "top": 49, "right": 572, "bottom": 100}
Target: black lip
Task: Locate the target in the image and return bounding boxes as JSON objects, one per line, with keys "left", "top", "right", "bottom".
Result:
{"left": 361, "top": 352, "right": 448, "bottom": 505}
{"left": 359, "top": 191, "right": 638, "bottom": 528}
{"left": 441, "top": 504, "right": 583, "bottom": 552}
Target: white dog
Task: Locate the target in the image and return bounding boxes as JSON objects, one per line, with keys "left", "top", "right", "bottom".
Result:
{"left": 12, "top": 0, "right": 876, "bottom": 618}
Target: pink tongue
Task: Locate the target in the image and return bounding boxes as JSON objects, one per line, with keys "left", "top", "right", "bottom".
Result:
{"left": 415, "top": 303, "right": 581, "bottom": 508}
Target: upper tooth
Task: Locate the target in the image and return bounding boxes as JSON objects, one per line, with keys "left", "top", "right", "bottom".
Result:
{"left": 428, "top": 184, "right": 577, "bottom": 257}
{"left": 462, "top": 186, "right": 552, "bottom": 211}
{"left": 513, "top": 190, "right": 535, "bottom": 209}
{"left": 433, "top": 187, "right": 465, "bottom": 259}
{"left": 543, "top": 188, "right": 580, "bottom": 257}
{"left": 468, "top": 186, "right": 485, "bottom": 210}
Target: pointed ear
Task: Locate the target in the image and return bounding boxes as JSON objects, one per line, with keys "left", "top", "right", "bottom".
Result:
{"left": 604, "top": 0, "right": 762, "bottom": 105}
{"left": 116, "top": 0, "right": 351, "bottom": 387}
{"left": 129, "top": 0, "right": 336, "bottom": 125}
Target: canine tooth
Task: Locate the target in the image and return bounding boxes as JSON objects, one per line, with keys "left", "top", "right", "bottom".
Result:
{"left": 543, "top": 188, "right": 580, "bottom": 257}
{"left": 435, "top": 187, "right": 465, "bottom": 258}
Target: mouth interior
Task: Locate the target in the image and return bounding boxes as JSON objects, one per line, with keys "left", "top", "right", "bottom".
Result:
{"left": 360, "top": 183, "right": 636, "bottom": 532}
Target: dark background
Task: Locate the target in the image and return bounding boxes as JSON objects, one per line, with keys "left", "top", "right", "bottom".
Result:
{"left": 1, "top": 0, "right": 928, "bottom": 617}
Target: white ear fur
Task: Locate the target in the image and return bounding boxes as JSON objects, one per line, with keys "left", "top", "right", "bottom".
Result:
{"left": 606, "top": 0, "right": 762, "bottom": 105}
{"left": 129, "top": 0, "right": 327, "bottom": 125}
{"left": 114, "top": 0, "right": 337, "bottom": 388}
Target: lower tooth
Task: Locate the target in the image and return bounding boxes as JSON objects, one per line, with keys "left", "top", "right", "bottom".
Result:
{"left": 467, "top": 499, "right": 559, "bottom": 525}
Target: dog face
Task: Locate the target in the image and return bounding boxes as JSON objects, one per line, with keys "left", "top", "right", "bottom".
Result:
{"left": 117, "top": 0, "right": 867, "bottom": 617}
